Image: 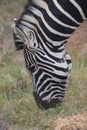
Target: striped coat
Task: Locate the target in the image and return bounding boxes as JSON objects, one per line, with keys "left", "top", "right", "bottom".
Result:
{"left": 13, "top": 0, "right": 87, "bottom": 109}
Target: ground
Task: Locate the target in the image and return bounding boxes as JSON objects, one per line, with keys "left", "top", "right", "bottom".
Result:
{"left": 54, "top": 113, "right": 87, "bottom": 130}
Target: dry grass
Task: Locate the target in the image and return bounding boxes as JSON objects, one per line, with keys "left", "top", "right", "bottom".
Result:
{"left": 54, "top": 113, "right": 87, "bottom": 130}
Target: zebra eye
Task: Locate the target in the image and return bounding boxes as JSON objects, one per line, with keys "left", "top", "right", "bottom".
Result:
{"left": 28, "top": 31, "right": 35, "bottom": 42}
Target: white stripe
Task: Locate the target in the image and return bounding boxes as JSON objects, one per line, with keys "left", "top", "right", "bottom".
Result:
{"left": 15, "top": 39, "right": 22, "bottom": 42}
{"left": 22, "top": 16, "right": 68, "bottom": 44}
{"left": 30, "top": 0, "right": 76, "bottom": 29}
{"left": 39, "top": 83, "right": 65, "bottom": 96}
{"left": 40, "top": 87, "right": 64, "bottom": 97}
{"left": 52, "top": 94, "right": 64, "bottom": 99}
{"left": 30, "top": 7, "right": 70, "bottom": 37}
{"left": 69, "top": 0, "right": 86, "bottom": 20}
{"left": 37, "top": 73, "right": 50, "bottom": 93}
{"left": 53, "top": 0, "right": 81, "bottom": 25}
{"left": 42, "top": 89, "right": 64, "bottom": 101}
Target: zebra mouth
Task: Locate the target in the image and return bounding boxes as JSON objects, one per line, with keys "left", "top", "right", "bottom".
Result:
{"left": 33, "top": 91, "right": 64, "bottom": 109}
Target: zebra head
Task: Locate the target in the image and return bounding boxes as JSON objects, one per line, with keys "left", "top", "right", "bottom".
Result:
{"left": 13, "top": 18, "right": 72, "bottom": 109}
{"left": 12, "top": 0, "right": 80, "bottom": 109}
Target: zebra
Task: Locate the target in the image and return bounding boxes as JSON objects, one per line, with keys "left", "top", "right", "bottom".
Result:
{"left": 13, "top": 0, "right": 87, "bottom": 109}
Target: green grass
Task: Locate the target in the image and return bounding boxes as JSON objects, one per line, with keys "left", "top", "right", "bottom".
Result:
{"left": 0, "top": 1, "right": 87, "bottom": 130}
{"left": 0, "top": 48, "right": 87, "bottom": 130}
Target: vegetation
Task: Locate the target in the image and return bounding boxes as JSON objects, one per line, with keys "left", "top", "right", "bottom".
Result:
{"left": 0, "top": 1, "right": 87, "bottom": 130}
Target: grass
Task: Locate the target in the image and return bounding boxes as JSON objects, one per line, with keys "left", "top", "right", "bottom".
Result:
{"left": 0, "top": 1, "right": 87, "bottom": 130}
{"left": 0, "top": 44, "right": 87, "bottom": 130}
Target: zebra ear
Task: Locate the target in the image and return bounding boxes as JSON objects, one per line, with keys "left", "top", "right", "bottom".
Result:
{"left": 13, "top": 27, "right": 28, "bottom": 45}
{"left": 13, "top": 18, "right": 17, "bottom": 24}
{"left": 13, "top": 27, "right": 24, "bottom": 50}
{"left": 12, "top": 18, "right": 17, "bottom": 28}
{"left": 12, "top": 26, "right": 29, "bottom": 50}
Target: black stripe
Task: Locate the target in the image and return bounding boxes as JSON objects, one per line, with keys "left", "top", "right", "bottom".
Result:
{"left": 46, "top": 0, "right": 80, "bottom": 26}
{"left": 56, "top": 0, "right": 83, "bottom": 23}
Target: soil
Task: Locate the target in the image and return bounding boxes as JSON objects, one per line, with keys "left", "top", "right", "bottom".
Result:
{"left": 54, "top": 113, "right": 87, "bottom": 130}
